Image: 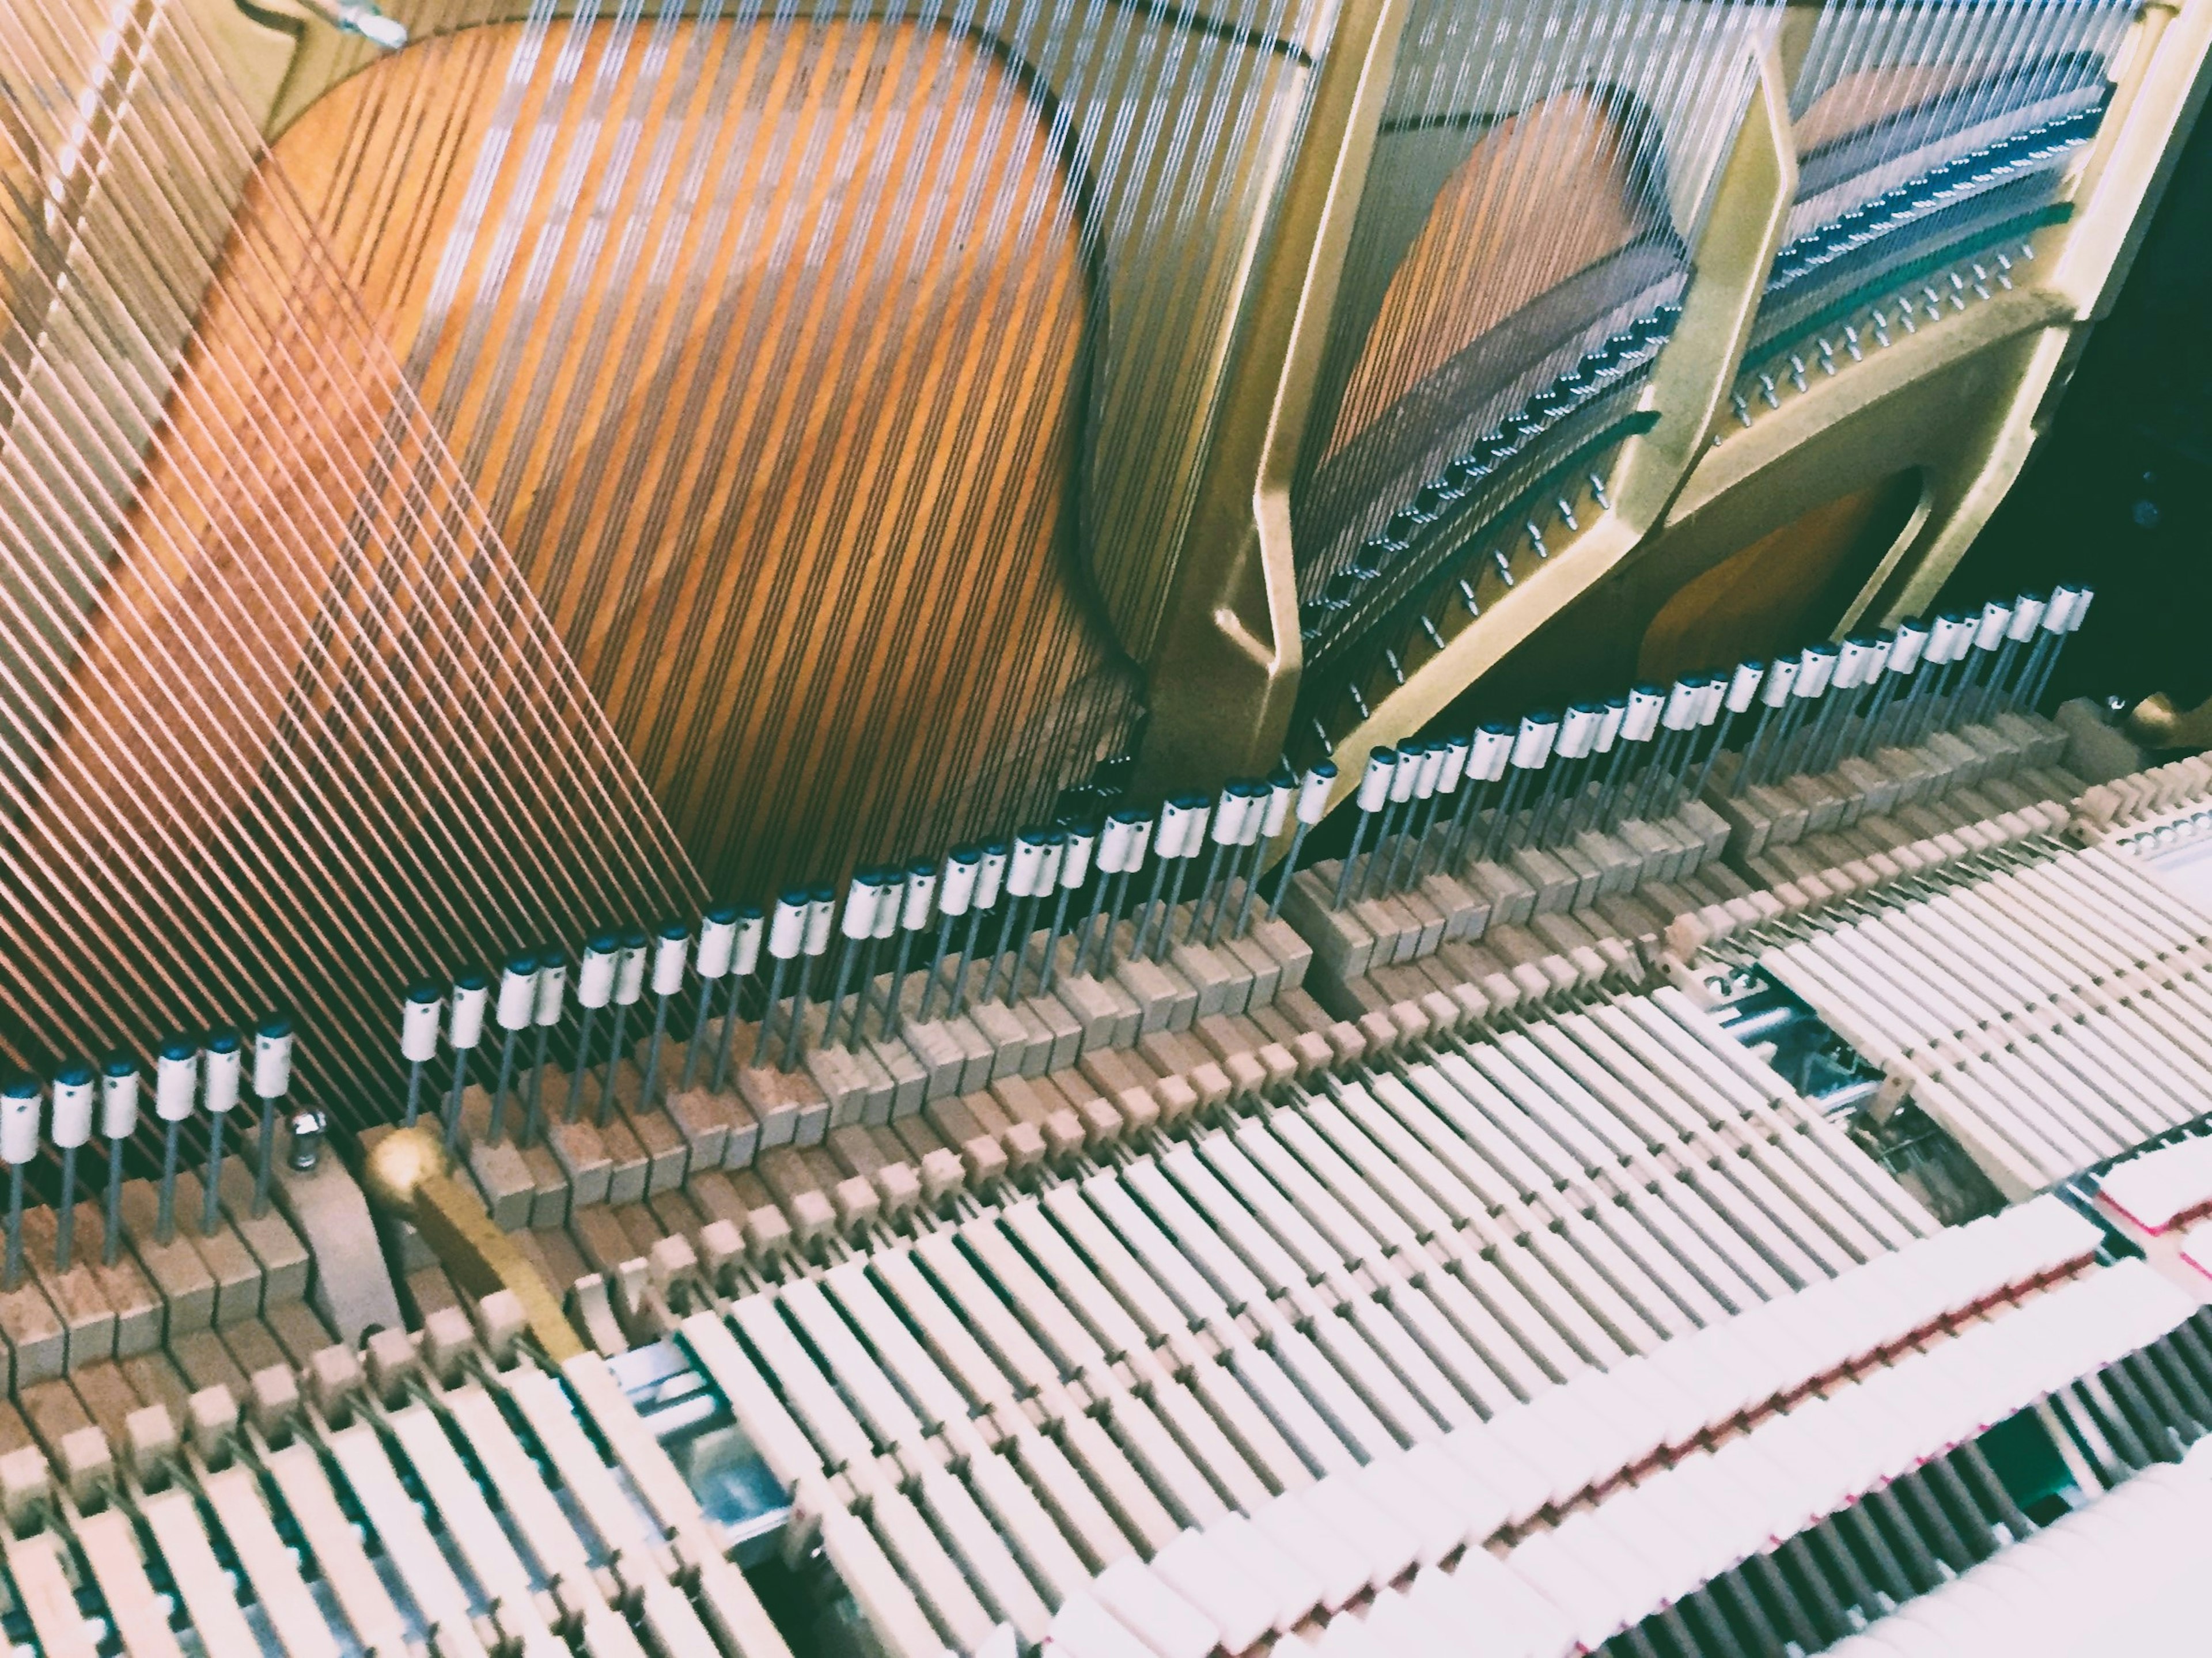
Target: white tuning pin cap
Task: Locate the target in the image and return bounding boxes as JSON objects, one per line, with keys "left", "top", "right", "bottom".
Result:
{"left": 1796, "top": 644, "right": 1838, "bottom": 697}
{"left": 1212, "top": 790, "right": 1247, "bottom": 845}
{"left": 0, "top": 1077, "right": 36, "bottom": 1167}
{"left": 1974, "top": 599, "right": 2012, "bottom": 650}
{"left": 652, "top": 920, "right": 691, "bottom": 995}
{"left": 1060, "top": 829, "right": 1095, "bottom": 889}
{"left": 1175, "top": 796, "right": 1212, "bottom": 858}
{"left": 1156, "top": 799, "right": 1196, "bottom": 859}
{"left": 938, "top": 853, "right": 980, "bottom": 919}
{"left": 1695, "top": 677, "right": 1725, "bottom": 725}
{"left": 1388, "top": 746, "right": 1422, "bottom": 803}
{"left": 1623, "top": 686, "right": 1666, "bottom": 742}
{"left": 1556, "top": 704, "right": 1602, "bottom": 760}
{"left": 253, "top": 1015, "right": 295, "bottom": 1100}
{"left": 898, "top": 867, "right": 938, "bottom": 932}
{"left": 1355, "top": 750, "right": 1396, "bottom": 813}
{"left": 613, "top": 934, "right": 650, "bottom": 1003}
{"left": 1832, "top": 639, "right": 1873, "bottom": 690}
{"left": 1661, "top": 680, "right": 1700, "bottom": 731}
{"left": 841, "top": 875, "right": 882, "bottom": 940}
{"left": 155, "top": 1040, "right": 198, "bottom": 1124}
{"left": 2008, "top": 594, "right": 2047, "bottom": 640}
{"left": 1865, "top": 633, "right": 1895, "bottom": 678}
{"left": 2041, "top": 585, "right": 2080, "bottom": 633}
{"left": 51, "top": 1065, "right": 94, "bottom": 1151}
{"left": 100, "top": 1057, "right": 139, "bottom": 1142}
{"left": 801, "top": 891, "right": 836, "bottom": 955}
{"left": 697, "top": 906, "right": 741, "bottom": 980}
{"left": 578, "top": 936, "right": 621, "bottom": 1006}
{"left": 1590, "top": 700, "right": 1626, "bottom": 755}
{"left": 731, "top": 908, "right": 766, "bottom": 977}
{"left": 1510, "top": 714, "right": 1558, "bottom": 770}
{"left": 2067, "top": 587, "right": 2094, "bottom": 632}
{"left": 534, "top": 955, "right": 569, "bottom": 1026}
{"left": 1297, "top": 762, "right": 1338, "bottom": 824}
{"left": 767, "top": 895, "right": 809, "bottom": 959}
{"left": 870, "top": 875, "right": 900, "bottom": 942}
{"left": 203, "top": 1033, "right": 243, "bottom": 1115}
{"left": 972, "top": 848, "right": 1009, "bottom": 912}
{"left": 1097, "top": 815, "right": 1138, "bottom": 877}
{"left": 1759, "top": 657, "right": 1801, "bottom": 707}
{"left": 1007, "top": 835, "right": 1050, "bottom": 900}
{"left": 1889, "top": 621, "right": 1929, "bottom": 673}
{"left": 1470, "top": 723, "right": 1513, "bottom": 781}
{"left": 1413, "top": 743, "right": 1446, "bottom": 798}
{"left": 449, "top": 973, "right": 490, "bottom": 1049}
{"left": 497, "top": 953, "right": 540, "bottom": 1031}
{"left": 1036, "top": 835, "right": 1066, "bottom": 893}
{"left": 1125, "top": 815, "right": 1155, "bottom": 868}
{"left": 402, "top": 982, "right": 444, "bottom": 1062}
{"left": 1434, "top": 739, "right": 1469, "bottom": 798}
{"left": 1726, "top": 661, "right": 1764, "bottom": 714}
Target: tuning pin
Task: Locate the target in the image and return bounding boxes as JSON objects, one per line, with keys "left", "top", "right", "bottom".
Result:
{"left": 153, "top": 1037, "right": 197, "bottom": 1245}
{"left": 1076, "top": 814, "right": 1139, "bottom": 979}
{"left": 251, "top": 1014, "right": 294, "bottom": 1219}
{"left": 1359, "top": 745, "right": 1422, "bottom": 900}
{"left": 1441, "top": 724, "right": 1511, "bottom": 867}
{"left": 0, "top": 1075, "right": 33, "bottom": 1292}
{"left": 50, "top": 1063, "right": 93, "bottom": 1274}
{"left": 822, "top": 876, "right": 881, "bottom": 1050}
{"left": 946, "top": 849, "right": 1005, "bottom": 1023}
{"left": 2018, "top": 585, "right": 2085, "bottom": 712}
{"left": 683, "top": 907, "right": 741, "bottom": 1097}
{"left": 780, "top": 889, "right": 836, "bottom": 1070}
{"left": 1483, "top": 713, "right": 1559, "bottom": 862}
{"left": 1694, "top": 662, "right": 1765, "bottom": 800}
{"left": 524, "top": 951, "right": 567, "bottom": 1145}
{"left": 1133, "top": 801, "right": 1193, "bottom": 957}
{"left": 200, "top": 1030, "right": 243, "bottom": 1238}
{"left": 882, "top": 866, "right": 937, "bottom": 1037}
{"left": 99, "top": 1055, "right": 137, "bottom": 1268}
{"left": 859, "top": 868, "right": 902, "bottom": 1037}
{"left": 919, "top": 855, "right": 977, "bottom": 1024}
{"left": 399, "top": 980, "right": 442, "bottom": 1130}
{"left": 570, "top": 936, "right": 618, "bottom": 1124}
{"left": 1191, "top": 786, "right": 1252, "bottom": 943}
{"left": 1101, "top": 813, "right": 1154, "bottom": 976}
{"left": 444, "top": 970, "right": 488, "bottom": 1155}
{"left": 1227, "top": 776, "right": 1286, "bottom": 941}
{"left": 640, "top": 920, "right": 690, "bottom": 1106}
{"left": 1037, "top": 825, "right": 1094, "bottom": 992}
{"left": 487, "top": 952, "right": 539, "bottom": 1147}
{"left": 1334, "top": 751, "right": 1397, "bottom": 910}
{"left": 1529, "top": 705, "right": 1601, "bottom": 848}
{"left": 988, "top": 834, "right": 1052, "bottom": 1004}
{"left": 599, "top": 929, "right": 649, "bottom": 1114}
{"left": 1407, "top": 739, "right": 1467, "bottom": 881}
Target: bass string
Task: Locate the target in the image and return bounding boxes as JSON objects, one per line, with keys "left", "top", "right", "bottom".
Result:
{"left": 0, "top": 3, "right": 694, "bottom": 1118}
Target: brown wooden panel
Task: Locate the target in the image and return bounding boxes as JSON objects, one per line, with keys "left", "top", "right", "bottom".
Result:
{"left": 259, "top": 17, "right": 1123, "bottom": 894}
{"left": 1637, "top": 467, "right": 1923, "bottom": 680}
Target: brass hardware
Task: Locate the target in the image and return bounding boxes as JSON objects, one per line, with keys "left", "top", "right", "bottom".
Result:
{"left": 2125, "top": 692, "right": 2212, "bottom": 752}
{"left": 1132, "top": 0, "right": 1410, "bottom": 796}
{"left": 361, "top": 1126, "right": 585, "bottom": 1363}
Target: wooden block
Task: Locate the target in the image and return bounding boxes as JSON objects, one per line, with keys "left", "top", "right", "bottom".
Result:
{"left": 516, "top": 1144, "right": 570, "bottom": 1229}
{"left": 19, "top": 1209, "right": 112, "bottom": 1373}
{"left": 213, "top": 1165, "right": 310, "bottom": 1311}
{"left": 570, "top": 1208, "right": 641, "bottom": 1281}
{"left": 866, "top": 1037, "right": 930, "bottom": 1121}
{"left": 168, "top": 1330, "right": 248, "bottom": 1399}
{"left": 737, "top": 1064, "right": 821, "bottom": 1155}
{"left": 219, "top": 1319, "right": 290, "bottom": 1383}
{"left": 67, "top": 1211, "right": 159, "bottom": 1362}
{"left": 537, "top": 1079, "right": 615, "bottom": 1211}
{"left": 0, "top": 1280, "right": 62, "bottom": 1388}
{"left": 169, "top": 1174, "right": 261, "bottom": 1328}
{"left": 1166, "top": 940, "right": 1241, "bottom": 1019}
{"left": 262, "top": 1300, "right": 335, "bottom": 1368}
{"left": 1281, "top": 866, "right": 1377, "bottom": 980}
{"left": 69, "top": 1364, "right": 141, "bottom": 1447}
{"left": 662, "top": 1086, "right": 734, "bottom": 1171}
{"left": 116, "top": 1182, "right": 215, "bottom": 1338}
